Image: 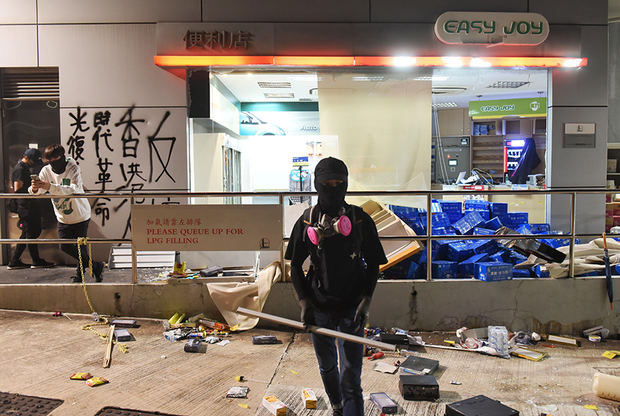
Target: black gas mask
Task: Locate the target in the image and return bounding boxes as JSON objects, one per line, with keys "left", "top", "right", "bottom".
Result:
{"left": 50, "top": 157, "right": 68, "bottom": 174}
{"left": 314, "top": 157, "right": 348, "bottom": 216}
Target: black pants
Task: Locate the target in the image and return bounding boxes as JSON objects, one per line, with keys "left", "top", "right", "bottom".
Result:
{"left": 58, "top": 219, "right": 92, "bottom": 275}
{"left": 11, "top": 210, "right": 42, "bottom": 263}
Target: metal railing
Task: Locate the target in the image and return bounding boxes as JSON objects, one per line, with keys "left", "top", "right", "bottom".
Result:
{"left": 0, "top": 188, "right": 610, "bottom": 283}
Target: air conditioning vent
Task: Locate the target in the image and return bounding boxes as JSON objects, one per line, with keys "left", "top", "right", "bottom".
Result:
{"left": 257, "top": 81, "right": 292, "bottom": 89}
{"left": 487, "top": 81, "right": 530, "bottom": 89}
{"left": 1, "top": 68, "right": 59, "bottom": 100}
{"left": 432, "top": 86, "right": 467, "bottom": 95}
{"left": 264, "top": 92, "right": 294, "bottom": 99}
{"left": 432, "top": 102, "right": 459, "bottom": 109}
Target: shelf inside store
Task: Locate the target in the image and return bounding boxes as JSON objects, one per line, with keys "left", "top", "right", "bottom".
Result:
{"left": 607, "top": 173, "right": 620, "bottom": 176}
{"left": 472, "top": 134, "right": 504, "bottom": 137}
{"left": 473, "top": 146, "right": 504, "bottom": 151}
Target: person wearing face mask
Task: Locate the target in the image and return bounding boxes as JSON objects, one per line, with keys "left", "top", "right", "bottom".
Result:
{"left": 285, "top": 157, "right": 387, "bottom": 416}
{"left": 29, "top": 144, "right": 104, "bottom": 282}
{"left": 7, "top": 148, "right": 55, "bottom": 269}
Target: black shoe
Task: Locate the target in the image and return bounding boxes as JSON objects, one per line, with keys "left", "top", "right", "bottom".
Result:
{"left": 332, "top": 409, "right": 343, "bottom": 416}
{"left": 71, "top": 275, "right": 82, "bottom": 283}
{"left": 7, "top": 260, "right": 31, "bottom": 270}
{"left": 93, "top": 262, "right": 104, "bottom": 282}
{"left": 31, "top": 260, "right": 55, "bottom": 269}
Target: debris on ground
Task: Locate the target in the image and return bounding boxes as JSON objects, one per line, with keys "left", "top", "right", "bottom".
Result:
{"left": 262, "top": 395, "right": 287, "bottom": 415}
{"left": 226, "top": 386, "right": 249, "bottom": 399}
{"left": 301, "top": 388, "right": 317, "bottom": 409}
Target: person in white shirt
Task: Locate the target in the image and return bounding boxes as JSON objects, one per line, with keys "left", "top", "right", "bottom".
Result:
{"left": 29, "top": 144, "right": 104, "bottom": 282}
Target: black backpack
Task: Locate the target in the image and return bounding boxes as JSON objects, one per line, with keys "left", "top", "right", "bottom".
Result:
{"left": 7, "top": 198, "right": 19, "bottom": 213}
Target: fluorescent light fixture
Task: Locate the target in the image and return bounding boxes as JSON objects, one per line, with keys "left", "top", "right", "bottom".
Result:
{"left": 392, "top": 56, "right": 417, "bottom": 67}
{"left": 470, "top": 58, "right": 492, "bottom": 68}
{"left": 442, "top": 57, "right": 463, "bottom": 67}
{"left": 414, "top": 76, "right": 448, "bottom": 81}
{"left": 352, "top": 76, "right": 385, "bottom": 81}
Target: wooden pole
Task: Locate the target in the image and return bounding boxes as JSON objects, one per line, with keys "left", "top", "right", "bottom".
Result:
{"left": 103, "top": 325, "right": 115, "bottom": 368}
{"left": 236, "top": 307, "right": 396, "bottom": 352}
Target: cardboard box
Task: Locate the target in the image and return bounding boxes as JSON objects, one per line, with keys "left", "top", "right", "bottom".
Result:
{"left": 262, "top": 396, "right": 287, "bottom": 416}
{"left": 301, "top": 388, "right": 317, "bottom": 409}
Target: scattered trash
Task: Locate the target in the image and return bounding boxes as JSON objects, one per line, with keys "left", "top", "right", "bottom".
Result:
{"left": 52, "top": 311, "right": 62, "bottom": 317}
{"left": 160, "top": 355, "right": 166, "bottom": 359}
{"left": 86, "top": 377, "right": 109, "bottom": 387}
{"left": 445, "top": 395, "right": 518, "bottom": 416}
{"left": 584, "top": 326, "right": 610, "bottom": 339}
{"left": 488, "top": 326, "right": 510, "bottom": 358}
{"left": 373, "top": 362, "right": 398, "bottom": 374}
{"left": 226, "top": 386, "right": 249, "bottom": 399}
{"left": 584, "top": 404, "right": 599, "bottom": 410}
{"left": 290, "top": 369, "right": 298, "bottom": 375}
{"left": 368, "top": 352, "right": 385, "bottom": 361}
{"left": 589, "top": 335, "right": 602, "bottom": 343}
{"left": 380, "top": 333, "right": 409, "bottom": 345}
{"left": 369, "top": 392, "right": 398, "bottom": 414}
{"left": 252, "top": 335, "right": 278, "bottom": 344}
{"left": 262, "top": 395, "right": 287, "bottom": 416}
{"left": 399, "top": 356, "right": 439, "bottom": 375}
{"left": 450, "top": 380, "right": 462, "bottom": 385}
{"left": 184, "top": 339, "right": 206, "bottom": 353}
{"left": 301, "top": 388, "right": 317, "bottom": 409}
{"left": 237, "top": 403, "right": 249, "bottom": 409}
{"left": 235, "top": 376, "right": 245, "bottom": 382}
{"left": 444, "top": 340, "right": 456, "bottom": 346}
{"left": 70, "top": 372, "right": 92, "bottom": 380}
{"left": 545, "top": 334, "right": 579, "bottom": 347}
{"left": 204, "top": 336, "right": 221, "bottom": 344}
{"left": 400, "top": 375, "right": 440, "bottom": 400}
{"left": 217, "top": 339, "right": 230, "bottom": 346}
{"left": 511, "top": 347, "right": 546, "bottom": 362}
{"left": 114, "top": 329, "right": 132, "bottom": 342}
{"left": 593, "top": 372, "right": 620, "bottom": 401}
{"left": 111, "top": 319, "right": 137, "bottom": 328}
{"left": 602, "top": 350, "right": 620, "bottom": 359}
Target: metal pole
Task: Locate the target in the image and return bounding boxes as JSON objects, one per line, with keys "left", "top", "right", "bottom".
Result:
{"left": 426, "top": 194, "right": 432, "bottom": 281}
{"left": 130, "top": 197, "right": 137, "bottom": 285}
{"left": 568, "top": 192, "right": 576, "bottom": 278}
{"left": 236, "top": 307, "right": 396, "bottom": 351}
{"left": 279, "top": 194, "right": 286, "bottom": 281}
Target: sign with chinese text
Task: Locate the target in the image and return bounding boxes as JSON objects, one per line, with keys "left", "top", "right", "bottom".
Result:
{"left": 184, "top": 30, "right": 252, "bottom": 50}
{"left": 435, "top": 12, "right": 549, "bottom": 45}
{"left": 469, "top": 97, "right": 547, "bottom": 119}
{"left": 132, "top": 204, "right": 282, "bottom": 251}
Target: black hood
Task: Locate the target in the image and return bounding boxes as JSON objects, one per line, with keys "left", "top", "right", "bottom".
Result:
{"left": 314, "top": 157, "right": 348, "bottom": 215}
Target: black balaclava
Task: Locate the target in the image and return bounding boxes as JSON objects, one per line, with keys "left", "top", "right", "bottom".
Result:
{"left": 314, "top": 157, "right": 348, "bottom": 216}
{"left": 50, "top": 156, "right": 68, "bottom": 174}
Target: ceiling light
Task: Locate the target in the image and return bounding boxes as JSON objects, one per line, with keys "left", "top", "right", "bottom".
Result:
{"left": 432, "top": 102, "right": 458, "bottom": 108}
{"left": 561, "top": 58, "right": 584, "bottom": 68}
{"left": 442, "top": 57, "right": 463, "bottom": 67}
{"left": 470, "top": 58, "right": 491, "bottom": 68}
{"left": 414, "top": 76, "right": 449, "bottom": 81}
{"left": 257, "top": 81, "right": 292, "bottom": 89}
{"left": 352, "top": 76, "right": 385, "bottom": 81}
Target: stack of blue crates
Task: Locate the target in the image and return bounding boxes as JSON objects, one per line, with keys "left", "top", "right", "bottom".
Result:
{"left": 386, "top": 202, "right": 577, "bottom": 280}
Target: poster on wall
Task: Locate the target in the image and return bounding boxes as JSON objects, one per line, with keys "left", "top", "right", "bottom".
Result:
{"left": 239, "top": 110, "right": 319, "bottom": 136}
{"left": 60, "top": 106, "right": 188, "bottom": 239}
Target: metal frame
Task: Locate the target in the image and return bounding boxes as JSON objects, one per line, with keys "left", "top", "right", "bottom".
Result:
{"left": 0, "top": 188, "right": 607, "bottom": 283}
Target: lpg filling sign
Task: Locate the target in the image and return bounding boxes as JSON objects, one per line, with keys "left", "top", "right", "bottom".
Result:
{"left": 435, "top": 12, "right": 549, "bottom": 45}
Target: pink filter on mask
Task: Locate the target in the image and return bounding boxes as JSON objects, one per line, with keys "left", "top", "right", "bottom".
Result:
{"left": 335, "top": 215, "right": 352, "bottom": 236}
{"left": 307, "top": 227, "right": 320, "bottom": 245}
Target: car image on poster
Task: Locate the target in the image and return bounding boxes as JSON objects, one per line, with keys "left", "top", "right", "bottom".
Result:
{"left": 240, "top": 111, "right": 286, "bottom": 136}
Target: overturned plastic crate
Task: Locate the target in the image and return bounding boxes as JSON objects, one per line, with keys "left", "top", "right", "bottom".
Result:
{"left": 447, "top": 241, "right": 475, "bottom": 262}
{"left": 473, "top": 239, "right": 498, "bottom": 255}
{"left": 530, "top": 223, "right": 551, "bottom": 234}
{"left": 484, "top": 217, "right": 504, "bottom": 231}
{"left": 453, "top": 211, "right": 486, "bottom": 235}
{"left": 457, "top": 253, "right": 489, "bottom": 278}
{"left": 490, "top": 202, "right": 508, "bottom": 216}
{"left": 464, "top": 200, "right": 489, "bottom": 211}
{"left": 473, "top": 227, "right": 495, "bottom": 235}
{"left": 475, "top": 262, "right": 513, "bottom": 281}
{"left": 432, "top": 212, "right": 451, "bottom": 228}
{"left": 465, "top": 209, "right": 489, "bottom": 221}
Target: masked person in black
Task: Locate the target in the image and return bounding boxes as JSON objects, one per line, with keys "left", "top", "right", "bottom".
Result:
{"left": 285, "top": 157, "right": 387, "bottom": 416}
{"left": 7, "top": 148, "right": 54, "bottom": 269}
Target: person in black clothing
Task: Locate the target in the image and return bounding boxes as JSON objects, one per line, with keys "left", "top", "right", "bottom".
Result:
{"left": 8, "top": 148, "right": 54, "bottom": 269}
{"left": 285, "top": 157, "right": 387, "bottom": 416}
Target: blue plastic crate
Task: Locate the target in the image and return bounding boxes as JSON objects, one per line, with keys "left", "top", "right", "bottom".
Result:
{"left": 530, "top": 223, "right": 551, "bottom": 234}
{"left": 432, "top": 212, "right": 451, "bottom": 228}
{"left": 447, "top": 241, "right": 474, "bottom": 262}
{"left": 432, "top": 260, "right": 458, "bottom": 279}
{"left": 432, "top": 239, "right": 453, "bottom": 259}
{"left": 453, "top": 211, "right": 486, "bottom": 235}
{"left": 497, "top": 214, "right": 512, "bottom": 228}
{"left": 465, "top": 209, "right": 489, "bottom": 221}
{"left": 484, "top": 217, "right": 504, "bottom": 231}
{"left": 446, "top": 211, "right": 464, "bottom": 224}
{"left": 438, "top": 200, "right": 462, "bottom": 212}
{"left": 513, "top": 269, "right": 533, "bottom": 278}
{"left": 508, "top": 251, "right": 529, "bottom": 265}
{"left": 489, "top": 250, "right": 510, "bottom": 263}
{"left": 432, "top": 226, "right": 457, "bottom": 236}
{"left": 473, "top": 227, "right": 495, "bottom": 235}
{"left": 507, "top": 212, "right": 529, "bottom": 226}
{"left": 533, "top": 264, "right": 550, "bottom": 278}
{"left": 473, "top": 239, "right": 498, "bottom": 255}
{"left": 464, "top": 200, "right": 490, "bottom": 211}
{"left": 475, "top": 262, "right": 513, "bottom": 281}
{"left": 490, "top": 202, "right": 508, "bottom": 216}
{"left": 457, "top": 253, "right": 489, "bottom": 277}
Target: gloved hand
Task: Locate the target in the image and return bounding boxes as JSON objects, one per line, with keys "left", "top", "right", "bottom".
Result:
{"left": 353, "top": 296, "right": 371, "bottom": 331}
{"left": 299, "top": 299, "right": 313, "bottom": 330}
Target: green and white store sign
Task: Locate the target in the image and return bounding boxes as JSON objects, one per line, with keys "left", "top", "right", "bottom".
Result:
{"left": 435, "top": 12, "right": 549, "bottom": 45}
{"left": 469, "top": 97, "right": 547, "bottom": 119}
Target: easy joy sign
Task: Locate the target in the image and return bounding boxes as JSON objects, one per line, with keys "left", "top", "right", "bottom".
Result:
{"left": 435, "top": 12, "right": 549, "bottom": 45}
